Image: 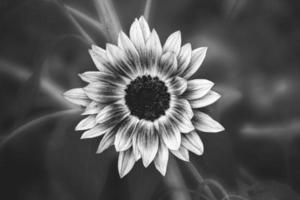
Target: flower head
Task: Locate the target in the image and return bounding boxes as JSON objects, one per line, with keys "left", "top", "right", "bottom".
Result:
{"left": 64, "top": 16, "right": 224, "bottom": 178}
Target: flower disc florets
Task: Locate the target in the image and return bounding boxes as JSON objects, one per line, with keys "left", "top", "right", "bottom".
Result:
{"left": 125, "top": 75, "right": 170, "bottom": 121}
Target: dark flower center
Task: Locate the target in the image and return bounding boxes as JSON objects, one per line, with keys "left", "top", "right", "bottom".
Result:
{"left": 125, "top": 75, "right": 170, "bottom": 121}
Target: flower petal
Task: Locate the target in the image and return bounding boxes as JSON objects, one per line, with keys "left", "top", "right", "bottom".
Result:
{"left": 159, "top": 52, "right": 178, "bottom": 78}
{"left": 114, "top": 116, "right": 139, "bottom": 152}
{"left": 137, "top": 120, "right": 159, "bottom": 167}
{"left": 106, "top": 44, "right": 135, "bottom": 78}
{"left": 146, "top": 30, "right": 162, "bottom": 74}
{"left": 171, "top": 146, "right": 189, "bottom": 161}
{"left": 184, "top": 79, "right": 214, "bottom": 100}
{"left": 173, "top": 98, "right": 193, "bottom": 119}
{"left": 84, "top": 82, "right": 125, "bottom": 103}
{"left": 130, "top": 19, "right": 145, "bottom": 52}
{"left": 79, "top": 71, "right": 103, "bottom": 83}
{"left": 166, "top": 76, "right": 187, "bottom": 96}
{"left": 181, "top": 131, "right": 204, "bottom": 155}
{"left": 80, "top": 124, "right": 108, "bottom": 139}
{"left": 96, "top": 130, "right": 115, "bottom": 153}
{"left": 146, "top": 30, "right": 162, "bottom": 56}
{"left": 168, "top": 110, "right": 194, "bottom": 133}
{"left": 154, "top": 140, "right": 169, "bottom": 176}
{"left": 89, "top": 45, "right": 108, "bottom": 71}
{"left": 156, "top": 116, "right": 181, "bottom": 150}
{"left": 79, "top": 71, "right": 128, "bottom": 85}
{"left": 182, "top": 47, "right": 207, "bottom": 79}
{"left": 163, "top": 31, "right": 181, "bottom": 55}
{"left": 132, "top": 132, "right": 141, "bottom": 161}
{"left": 75, "top": 115, "right": 96, "bottom": 131}
{"left": 177, "top": 43, "right": 192, "bottom": 75}
{"left": 139, "top": 16, "right": 151, "bottom": 41}
{"left": 118, "top": 31, "right": 141, "bottom": 72}
{"left": 63, "top": 88, "right": 90, "bottom": 106}
{"left": 189, "top": 91, "right": 221, "bottom": 108}
{"left": 96, "top": 104, "right": 129, "bottom": 126}
{"left": 118, "top": 148, "right": 136, "bottom": 178}
{"left": 81, "top": 101, "right": 103, "bottom": 115}
{"left": 192, "top": 111, "right": 224, "bottom": 133}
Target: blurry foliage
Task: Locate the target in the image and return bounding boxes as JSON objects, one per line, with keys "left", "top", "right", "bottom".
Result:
{"left": 0, "top": 0, "right": 299, "bottom": 199}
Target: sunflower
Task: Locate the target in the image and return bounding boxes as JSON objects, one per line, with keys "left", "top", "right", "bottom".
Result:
{"left": 64, "top": 16, "right": 224, "bottom": 178}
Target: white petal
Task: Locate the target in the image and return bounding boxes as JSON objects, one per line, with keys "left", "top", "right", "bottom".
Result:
{"left": 81, "top": 101, "right": 103, "bottom": 115}
{"left": 106, "top": 44, "right": 135, "bottom": 78}
{"left": 192, "top": 111, "right": 224, "bottom": 133}
{"left": 118, "top": 148, "right": 136, "bottom": 178}
{"left": 146, "top": 30, "right": 162, "bottom": 56}
{"left": 96, "top": 104, "right": 129, "bottom": 125}
{"left": 63, "top": 88, "right": 90, "bottom": 106}
{"left": 181, "top": 131, "right": 204, "bottom": 155}
{"left": 163, "top": 31, "right": 181, "bottom": 55}
{"left": 137, "top": 121, "right": 159, "bottom": 167}
{"left": 132, "top": 132, "right": 141, "bottom": 161}
{"left": 159, "top": 52, "right": 178, "bottom": 78}
{"left": 79, "top": 71, "right": 128, "bottom": 85}
{"left": 189, "top": 91, "right": 221, "bottom": 108}
{"left": 114, "top": 116, "right": 139, "bottom": 151}
{"left": 182, "top": 47, "right": 207, "bottom": 79}
{"left": 146, "top": 30, "right": 162, "bottom": 74}
{"left": 118, "top": 31, "right": 141, "bottom": 71}
{"left": 184, "top": 79, "right": 214, "bottom": 100}
{"left": 81, "top": 124, "right": 107, "bottom": 139}
{"left": 84, "top": 82, "right": 124, "bottom": 103}
{"left": 79, "top": 71, "right": 103, "bottom": 83}
{"left": 167, "top": 110, "right": 194, "bottom": 133}
{"left": 75, "top": 115, "right": 96, "bottom": 131}
{"left": 156, "top": 116, "right": 181, "bottom": 150}
{"left": 171, "top": 146, "right": 189, "bottom": 161}
{"left": 173, "top": 98, "right": 194, "bottom": 119}
{"left": 177, "top": 43, "right": 192, "bottom": 75}
{"left": 139, "top": 16, "right": 151, "bottom": 41}
{"left": 154, "top": 140, "right": 169, "bottom": 176}
{"left": 96, "top": 130, "right": 115, "bottom": 153}
{"left": 89, "top": 45, "right": 108, "bottom": 71}
{"left": 166, "top": 76, "right": 187, "bottom": 96}
{"left": 92, "top": 44, "right": 106, "bottom": 55}
{"left": 130, "top": 19, "right": 145, "bottom": 52}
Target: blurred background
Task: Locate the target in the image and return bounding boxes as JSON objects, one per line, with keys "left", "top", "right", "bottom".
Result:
{"left": 0, "top": 0, "right": 299, "bottom": 199}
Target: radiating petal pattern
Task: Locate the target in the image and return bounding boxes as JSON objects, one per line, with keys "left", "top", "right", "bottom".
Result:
{"left": 64, "top": 17, "right": 223, "bottom": 178}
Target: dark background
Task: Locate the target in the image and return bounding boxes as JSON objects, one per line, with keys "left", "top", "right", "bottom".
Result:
{"left": 0, "top": 0, "right": 299, "bottom": 199}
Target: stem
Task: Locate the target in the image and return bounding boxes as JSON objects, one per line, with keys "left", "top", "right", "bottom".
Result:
{"left": 143, "top": 0, "right": 153, "bottom": 21}
{"left": 94, "top": 0, "right": 122, "bottom": 43}
{"left": 185, "top": 162, "right": 218, "bottom": 200}
{"left": 164, "top": 157, "right": 192, "bottom": 200}
{"left": 0, "top": 59, "right": 76, "bottom": 109}
{"left": 202, "top": 179, "right": 229, "bottom": 200}
{"left": 65, "top": 5, "right": 107, "bottom": 38}
{"left": 54, "top": 0, "right": 95, "bottom": 45}
{"left": 0, "top": 109, "right": 81, "bottom": 148}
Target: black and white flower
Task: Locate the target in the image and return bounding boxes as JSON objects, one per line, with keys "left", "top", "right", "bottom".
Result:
{"left": 64, "top": 16, "right": 224, "bottom": 178}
